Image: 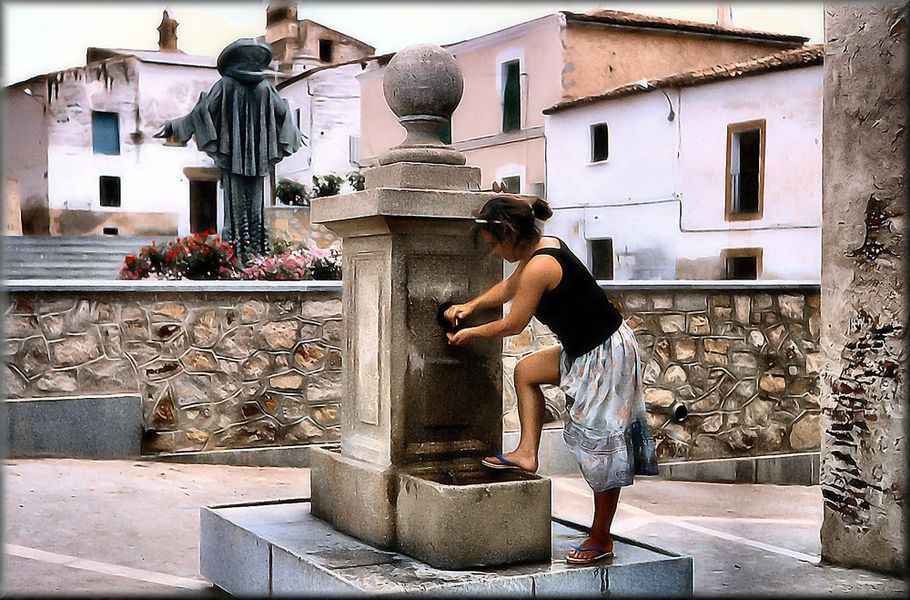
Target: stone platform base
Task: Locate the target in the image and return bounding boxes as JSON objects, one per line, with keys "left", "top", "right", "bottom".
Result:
{"left": 201, "top": 499, "right": 693, "bottom": 596}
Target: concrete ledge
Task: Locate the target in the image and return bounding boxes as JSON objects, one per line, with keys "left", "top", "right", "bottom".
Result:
{"left": 3, "top": 279, "right": 343, "bottom": 292}
{"left": 659, "top": 452, "right": 820, "bottom": 485}
{"left": 3, "top": 394, "right": 141, "bottom": 459}
{"left": 201, "top": 499, "right": 694, "bottom": 596}
{"left": 142, "top": 443, "right": 334, "bottom": 467}
{"left": 4, "top": 279, "right": 818, "bottom": 293}
{"left": 509, "top": 428, "right": 819, "bottom": 485}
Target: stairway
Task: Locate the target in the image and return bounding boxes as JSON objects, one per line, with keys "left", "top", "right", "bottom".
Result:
{"left": 2, "top": 235, "right": 161, "bottom": 280}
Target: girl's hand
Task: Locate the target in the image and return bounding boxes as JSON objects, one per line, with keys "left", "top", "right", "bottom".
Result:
{"left": 446, "top": 328, "right": 475, "bottom": 346}
{"left": 444, "top": 302, "right": 473, "bottom": 327}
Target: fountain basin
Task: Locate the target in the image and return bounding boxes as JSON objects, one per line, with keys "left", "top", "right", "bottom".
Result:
{"left": 310, "top": 447, "right": 551, "bottom": 569}
{"left": 397, "top": 469, "right": 551, "bottom": 569}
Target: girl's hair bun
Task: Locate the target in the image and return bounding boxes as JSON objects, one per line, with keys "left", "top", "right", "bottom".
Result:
{"left": 531, "top": 197, "right": 553, "bottom": 221}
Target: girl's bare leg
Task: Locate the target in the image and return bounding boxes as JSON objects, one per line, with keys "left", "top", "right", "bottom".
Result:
{"left": 567, "top": 488, "right": 621, "bottom": 560}
{"left": 485, "top": 344, "right": 561, "bottom": 472}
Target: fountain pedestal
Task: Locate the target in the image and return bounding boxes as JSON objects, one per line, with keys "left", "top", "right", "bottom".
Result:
{"left": 305, "top": 43, "right": 554, "bottom": 569}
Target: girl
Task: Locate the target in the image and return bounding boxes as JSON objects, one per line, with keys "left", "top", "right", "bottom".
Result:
{"left": 445, "top": 194, "right": 658, "bottom": 565}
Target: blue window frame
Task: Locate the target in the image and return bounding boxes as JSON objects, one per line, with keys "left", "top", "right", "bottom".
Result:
{"left": 92, "top": 111, "right": 120, "bottom": 155}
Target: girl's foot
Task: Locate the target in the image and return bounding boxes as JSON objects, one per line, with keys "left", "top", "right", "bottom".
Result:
{"left": 481, "top": 451, "right": 538, "bottom": 473}
{"left": 566, "top": 536, "right": 614, "bottom": 564}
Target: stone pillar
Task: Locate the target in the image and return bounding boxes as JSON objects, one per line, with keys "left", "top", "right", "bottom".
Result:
{"left": 820, "top": 3, "right": 906, "bottom": 574}
{"left": 307, "top": 44, "right": 551, "bottom": 569}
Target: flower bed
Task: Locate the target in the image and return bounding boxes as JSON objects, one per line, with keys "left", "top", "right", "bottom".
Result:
{"left": 119, "top": 233, "right": 341, "bottom": 281}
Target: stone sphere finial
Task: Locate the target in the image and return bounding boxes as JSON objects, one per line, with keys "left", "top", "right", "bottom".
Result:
{"left": 380, "top": 43, "right": 466, "bottom": 166}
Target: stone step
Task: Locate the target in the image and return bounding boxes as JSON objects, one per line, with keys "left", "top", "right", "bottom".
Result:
{"left": 4, "top": 254, "right": 136, "bottom": 262}
{"left": 1, "top": 235, "right": 159, "bottom": 280}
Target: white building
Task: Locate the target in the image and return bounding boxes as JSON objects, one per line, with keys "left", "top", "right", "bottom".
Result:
{"left": 4, "top": 5, "right": 373, "bottom": 237}
{"left": 542, "top": 45, "right": 823, "bottom": 281}
{"left": 275, "top": 58, "right": 375, "bottom": 194}
{"left": 3, "top": 9, "right": 228, "bottom": 237}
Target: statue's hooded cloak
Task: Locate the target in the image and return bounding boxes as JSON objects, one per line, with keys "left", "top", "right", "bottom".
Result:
{"left": 161, "top": 38, "right": 303, "bottom": 261}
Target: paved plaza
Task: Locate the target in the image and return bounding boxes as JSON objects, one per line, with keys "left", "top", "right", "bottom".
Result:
{"left": 2, "top": 459, "right": 905, "bottom": 596}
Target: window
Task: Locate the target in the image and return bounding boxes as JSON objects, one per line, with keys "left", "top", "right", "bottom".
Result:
{"left": 722, "top": 248, "right": 762, "bottom": 280}
{"left": 295, "top": 108, "right": 301, "bottom": 129}
{"left": 590, "top": 239, "right": 614, "bottom": 280}
{"left": 726, "top": 119, "right": 765, "bottom": 220}
{"left": 501, "top": 60, "right": 521, "bottom": 132}
{"left": 92, "top": 111, "right": 120, "bottom": 155}
{"left": 591, "top": 123, "right": 609, "bottom": 162}
{"left": 99, "top": 176, "right": 121, "bottom": 207}
{"left": 531, "top": 182, "right": 546, "bottom": 199}
{"left": 319, "top": 39, "right": 333, "bottom": 62}
{"left": 501, "top": 175, "right": 521, "bottom": 194}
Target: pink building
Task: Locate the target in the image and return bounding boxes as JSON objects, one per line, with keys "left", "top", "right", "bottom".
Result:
{"left": 358, "top": 9, "right": 808, "bottom": 197}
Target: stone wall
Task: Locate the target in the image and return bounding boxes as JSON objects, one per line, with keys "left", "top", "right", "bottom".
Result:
{"left": 819, "top": 3, "right": 906, "bottom": 575}
{"left": 5, "top": 282, "right": 820, "bottom": 462}
{"left": 4, "top": 284, "right": 343, "bottom": 454}
{"left": 503, "top": 284, "right": 821, "bottom": 462}
{"left": 266, "top": 206, "right": 341, "bottom": 250}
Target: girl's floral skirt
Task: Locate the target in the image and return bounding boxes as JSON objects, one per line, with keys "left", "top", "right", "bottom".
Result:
{"left": 559, "top": 321, "right": 660, "bottom": 492}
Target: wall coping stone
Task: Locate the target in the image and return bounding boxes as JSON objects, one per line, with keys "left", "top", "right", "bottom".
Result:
{"left": 3, "top": 280, "right": 343, "bottom": 293}
{"left": 598, "top": 280, "right": 820, "bottom": 291}
{"left": 3, "top": 279, "right": 819, "bottom": 293}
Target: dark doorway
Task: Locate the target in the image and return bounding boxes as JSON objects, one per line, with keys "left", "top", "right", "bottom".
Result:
{"left": 591, "top": 238, "right": 614, "bottom": 280}
{"left": 189, "top": 180, "right": 218, "bottom": 235}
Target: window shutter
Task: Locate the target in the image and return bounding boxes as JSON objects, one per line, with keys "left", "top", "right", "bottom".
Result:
{"left": 502, "top": 61, "right": 521, "bottom": 132}
{"left": 92, "top": 112, "right": 120, "bottom": 155}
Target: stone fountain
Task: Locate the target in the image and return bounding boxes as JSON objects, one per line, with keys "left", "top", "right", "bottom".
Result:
{"left": 198, "top": 43, "right": 693, "bottom": 595}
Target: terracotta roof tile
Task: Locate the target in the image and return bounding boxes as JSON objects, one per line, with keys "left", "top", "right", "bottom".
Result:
{"left": 544, "top": 45, "right": 823, "bottom": 115}
{"left": 562, "top": 10, "right": 809, "bottom": 44}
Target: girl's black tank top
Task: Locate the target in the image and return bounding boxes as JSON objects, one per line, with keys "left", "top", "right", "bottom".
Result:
{"left": 531, "top": 237, "right": 623, "bottom": 360}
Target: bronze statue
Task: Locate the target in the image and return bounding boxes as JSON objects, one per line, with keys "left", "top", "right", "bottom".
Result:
{"left": 154, "top": 38, "right": 303, "bottom": 262}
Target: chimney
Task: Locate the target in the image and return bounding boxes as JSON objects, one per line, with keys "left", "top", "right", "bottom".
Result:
{"left": 157, "top": 8, "right": 179, "bottom": 52}
{"left": 266, "top": 1, "right": 298, "bottom": 43}
{"left": 716, "top": 1, "right": 734, "bottom": 28}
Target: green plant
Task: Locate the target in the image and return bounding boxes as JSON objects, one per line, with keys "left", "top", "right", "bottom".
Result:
{"left": 307, "top": 247, "right": 342, "bottom": 280}
{"left": 312, "top": 174, "right": 344, "bottom": 198}
{"left": 275, "top": 178, "right": 310, "bottom": 206}
{"left": 346, "top": 170, "right": 365, "bottom": 191}
{"left": 270, "top": 237, "right": 304, "bottom": 256}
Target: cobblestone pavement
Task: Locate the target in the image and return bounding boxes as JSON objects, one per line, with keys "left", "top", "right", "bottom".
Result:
{"left": 2, "top": 459, "right": 905, "bottom": 596}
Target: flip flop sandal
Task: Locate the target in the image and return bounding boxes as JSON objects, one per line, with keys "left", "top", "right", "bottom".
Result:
{"left": 480, "top": 453, "right": 524, "bottom": 471}
{"left": 565, "top": 545, "right": 614, "bottom": 565}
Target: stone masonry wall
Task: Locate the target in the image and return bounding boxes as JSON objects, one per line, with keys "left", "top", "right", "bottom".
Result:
{"left": 503, "top": 286, "right": 821, "bottom": 462}
{"left": 4, "top": 291, "right": 343, "bottom": 454}
{"left": 819, "top": 3, "right": 906, "bottom": 574}
{"left": 5, "top": 285, "right": 820, "bottom": 461}
{"left": 266, "top": 206, "right": 341, "bottom": 251}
